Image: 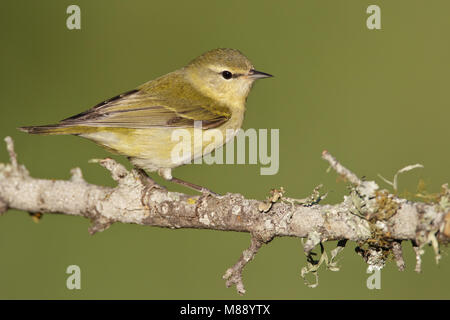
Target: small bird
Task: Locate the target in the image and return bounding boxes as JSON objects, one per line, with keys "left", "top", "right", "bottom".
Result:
{"left": 19, "top": 48, "right": 272, "bottom": 194}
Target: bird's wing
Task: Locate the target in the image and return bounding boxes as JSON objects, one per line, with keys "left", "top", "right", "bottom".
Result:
{"left": 59, "top": 88, "right": 231, "bottom": 130}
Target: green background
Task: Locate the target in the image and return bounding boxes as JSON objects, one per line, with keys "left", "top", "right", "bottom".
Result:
{"left": 0, "top": 0, "right": 449, "bottom": 299}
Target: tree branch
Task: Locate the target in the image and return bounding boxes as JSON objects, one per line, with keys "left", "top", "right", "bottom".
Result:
{"left": 0, "top": 137, "right": 448, "bottom": 294}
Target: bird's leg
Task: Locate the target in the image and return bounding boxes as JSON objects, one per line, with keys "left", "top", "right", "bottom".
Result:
{"left": 158, "top": 168, "right": 218, "bottom": 196}
{"left": 170, "top": 176, "right": 219, "bottom": 196}
{"left": 157, "top": 168, "right": 219, "bottom": 196}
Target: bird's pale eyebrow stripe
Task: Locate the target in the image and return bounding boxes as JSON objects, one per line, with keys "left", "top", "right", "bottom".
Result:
{"left": 214, "top": 71, "right": 244, "bottom": 78}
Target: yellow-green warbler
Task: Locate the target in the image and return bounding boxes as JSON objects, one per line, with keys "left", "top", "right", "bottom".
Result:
{"left": 20, "top": 48, "right": 273, "bottom": 193}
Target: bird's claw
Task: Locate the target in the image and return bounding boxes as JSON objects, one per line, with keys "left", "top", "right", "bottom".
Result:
{"left": 201, "top": 188, "right": 220, "bottom": 197}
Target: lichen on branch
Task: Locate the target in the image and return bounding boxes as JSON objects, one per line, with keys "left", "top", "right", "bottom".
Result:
{"left": 0, "top": 137, "right": 448, "bottom": 294}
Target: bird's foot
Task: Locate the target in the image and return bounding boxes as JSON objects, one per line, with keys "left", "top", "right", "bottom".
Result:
{"left": 134, "top": 168, "right": 166, "bottom": 207}
{"left": 200, "top": 187, "right": 220, "bottom": 197}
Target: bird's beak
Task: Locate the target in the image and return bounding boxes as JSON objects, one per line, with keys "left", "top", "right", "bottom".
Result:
{"left": 248, "top": 69, "right": 273, "bottom": 79}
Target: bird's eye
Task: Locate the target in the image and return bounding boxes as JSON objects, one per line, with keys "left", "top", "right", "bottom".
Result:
{"left": 222, "top": 70, "right": 233, "bottom": 80}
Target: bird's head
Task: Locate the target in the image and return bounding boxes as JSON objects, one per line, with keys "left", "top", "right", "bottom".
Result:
{"left": 185, "top": 48, "right": 272, "bottom": 107}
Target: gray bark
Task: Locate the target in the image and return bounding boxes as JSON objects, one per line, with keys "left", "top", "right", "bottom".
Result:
{"left": 1, "top": 137, "right": 448, "bottom": 294}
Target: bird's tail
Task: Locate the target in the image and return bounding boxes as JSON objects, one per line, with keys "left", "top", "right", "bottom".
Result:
{"left": 18, "top": 124, "right": 82, "bottom": 135}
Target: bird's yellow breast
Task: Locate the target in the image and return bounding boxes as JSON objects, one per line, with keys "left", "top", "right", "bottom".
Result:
{"left": 81, "top": 108, "right": 244, "bottom": 172}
